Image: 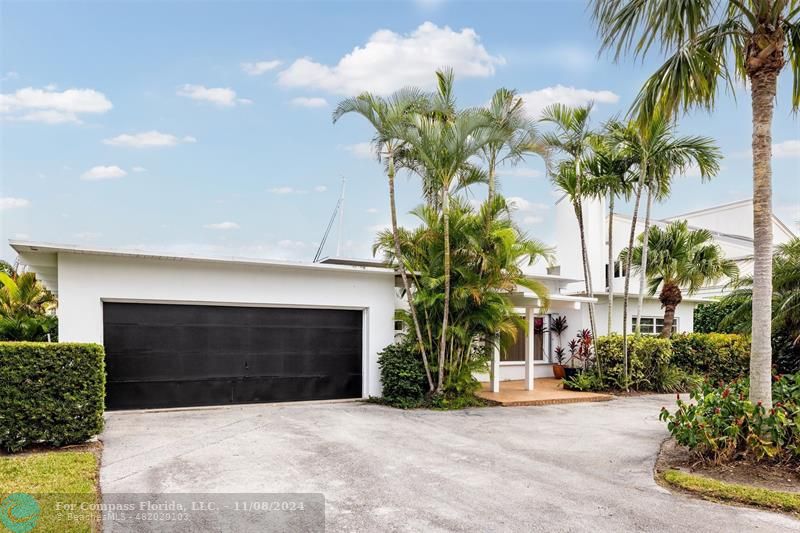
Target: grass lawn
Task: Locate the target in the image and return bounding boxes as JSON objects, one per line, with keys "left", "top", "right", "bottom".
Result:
{"left": 0, "top": 448, "right": 100, "bottom": 532}
{"left": 662, "top": 469, "right": 800, "bottom": 515}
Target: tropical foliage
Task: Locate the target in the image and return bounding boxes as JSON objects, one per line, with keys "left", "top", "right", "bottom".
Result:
{"left": 0, "top": 269, "right": 57, "bottom": 342}
{"left": 337, "top": 69, "right": 552, "bottom": 403}
{"left": 620, "top": 221, "right": 738, "bottom": 338}
{"left": 660, "top": 374, "right": 800, "bottom": 464}
{"left": 374, "top": 196, "right": 551, "bottom": 399}
{"left": 592, "top": 0, "right": 800, "bottom": 407}
{"left": 718, "top": 237, "right": 800, "bottom": 373}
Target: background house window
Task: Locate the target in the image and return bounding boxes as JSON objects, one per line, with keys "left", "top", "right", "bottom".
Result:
{"left": 394, "top": 320, "right": 405, "bottom": 332}
{"left": 630, "top": 316, "right": 678, "bottom": 334}
{"left": 613, "top": 260, "right": 627, "bottom": 279}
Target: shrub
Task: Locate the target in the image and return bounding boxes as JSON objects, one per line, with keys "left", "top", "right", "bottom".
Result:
{"left": 693, "top": 300, "right": 740, "bottom": 334}
{"left": 0, "top": 342, "right": 105, "bottom": 452}
{"left": 563, "top": 371, "right": 603, "bottom": 391}
{"left": 0, "top": 315, "right": 58, "bottom": 342}
{"left": 660, "top": 374, "right": 799, "bottom": 463}
{"left": 377, "top": 342, "right": 428, "bottom": 408}
{"left": 671, "top": 333, "right": 750, "bottom": 383}
{"left": 774, "top": 332, "right": 800, "bottom": 375}
{"left": 595, "top": 334, "right": 674, "bottom": 391}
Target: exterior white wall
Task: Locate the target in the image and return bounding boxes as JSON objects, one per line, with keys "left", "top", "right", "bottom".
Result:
{"left": 592, "top": 295, "right": 696, "bottom": 337}
{"left": 55, "top": 253, "right": 397, "bottom": 398}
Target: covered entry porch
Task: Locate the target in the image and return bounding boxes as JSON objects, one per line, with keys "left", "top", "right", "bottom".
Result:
{"left": 478, "top": 289, "right": 603, "bottom": 404}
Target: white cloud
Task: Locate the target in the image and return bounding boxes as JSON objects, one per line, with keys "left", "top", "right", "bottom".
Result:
{"left": 773, "top": 140, "right": 800, "bottom": 159}
{"left": 81, "top": 165, "right": 127, "bottom": 181}
{"left": 732, "top": 139, "right": 800, "bottom": 159}
{"left": 343, "top": 142, "right": 375, "bottom": 159}
{"left": 0, "top": 86, "right": 112, "bottom": 123}
{"left": 368, "top": 222, "right": 392, "bottom": 233}
{"left": 1, "top": 71, "right": 19, "bottom": 82}
{"left": 241, "top": 60, "right": 282, "bottom": 76}
{"left": 523, "top": 215, "right": 543, "bottom": 225}
{"left": 290, "top": 96, "right": 328, "bottom": 108}
{"left": 203, "top": 221, "right": 240, "bottom": 230}
{"left": 278, "top": 22, "right": 503, "bottom": 95}
{"left": 508, "top": 196, "right": 550, "bottom": 225}
{"left": 103, "top": 130, "right": 196, "bottom": 148}
{"left": 497, "top": 167, "right": 543, "bottom": 179}
{"left": 0, "top": 197, "right": 30, "bottom": 210}
{"left": 366, "top": 207, "right": 379, "bottom": 214}
{"left": 132, "top": 166, "right": 147, "bottom": 173}
{"left": 519, "top": 85, "right": 619, "bottom": 120}
{"left": 268, "top": 185, "right": 325, "bottom": 194}
{"left": 269, "top": 186, "right": 296, "bottom": 194}
{"left": 277, "top": 239, "right": 306, "bottom": 249}
{"left": 177, "top": 84, "right": 250, "bottom": 107}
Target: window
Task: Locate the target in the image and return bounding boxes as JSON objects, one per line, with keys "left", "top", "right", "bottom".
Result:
{"left": 500, "top": 317, "right": 546, "bottom": 361}
{"left": 630, "top": 316, "right": 678, "bottom": 335}
{"left": 613, "top": 260, "right": 627, "bottom": 279}
{"left": 394, "top": 320, "right": 405, "bottom": 332}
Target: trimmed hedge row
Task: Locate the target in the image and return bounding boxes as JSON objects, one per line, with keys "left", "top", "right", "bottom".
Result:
{"left": 670, "top": 333, "right": 750, "bottom": 383}
{"left": 0, "top": 342, "right": 105, "bottom": 452}
{"left": 596, "top": 334, "right": 674, "bottom": 390}
{"left": 594, "top": 332, "right": 750, "bottom": 391}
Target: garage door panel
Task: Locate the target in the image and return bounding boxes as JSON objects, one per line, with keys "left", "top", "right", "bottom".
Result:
{"left": 103, "top": 303, "right": 363, "bottom": 409}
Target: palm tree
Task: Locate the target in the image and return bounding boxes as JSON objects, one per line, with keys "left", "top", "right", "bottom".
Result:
{"left": 0, "top": 271, "right": 56, "bottom": 318}
{"left": 395, "top": 108, "right": 501, "bottom": 393}
{"left": 620, "top": 221, "right": 739, "bottom": 338}
{"left": 720, "top": 237, "right": 800, "bottom": 346}
{"left": 478, "top": 88, "right": 544, "bottom": 202}
{"left": 592, "top": 0, "right": 800, "bottom": 407}
{"left": 374, "top": 195, "right": 552, "bottom": 392}
{"left": 584, "top": 126, "right": 636, "bottom": 335}
{"left": 540, "top": 103, "right": 599, "bottom": 355}
{"left": 606, "top": 118, "right": 720, "bottom": 386}
{"left": 333, "top": 88, "right": 436, "bottom": 391}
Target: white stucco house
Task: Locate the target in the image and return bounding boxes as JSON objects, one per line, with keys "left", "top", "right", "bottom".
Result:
{"left": 553, "top": 197, "right": 797, "bottom": 336}
{"left": 9, "top": 198, "right": 793, "bottom": 409}
{"left": 10, "top": 240, "right": 594, "bottom": 408}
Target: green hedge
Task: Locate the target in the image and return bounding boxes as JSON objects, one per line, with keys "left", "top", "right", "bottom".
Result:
{"left": 693, "top": 300, "right": 740, "bottom": 334}
{"left": 670, "top": 333, "right": 750, "bottom": 383}
{"left": 596, "top": 334, "right": 674, "bottom": 390}
{"left": 0, "top": 342, "right": 105, "bottom": 452}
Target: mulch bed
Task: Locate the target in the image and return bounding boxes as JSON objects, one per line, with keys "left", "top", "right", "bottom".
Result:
{"left": 656, "top": 438, "right": 800, "bottom": 494}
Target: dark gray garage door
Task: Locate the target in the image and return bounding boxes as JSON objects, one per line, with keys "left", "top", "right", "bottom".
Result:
{"left": 102, "top": 302, "right": 363, "bottom": 410}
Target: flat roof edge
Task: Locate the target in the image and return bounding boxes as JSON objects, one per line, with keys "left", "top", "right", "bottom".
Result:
{"left": 9, "top": 240, "right": 396, "bottom": 275}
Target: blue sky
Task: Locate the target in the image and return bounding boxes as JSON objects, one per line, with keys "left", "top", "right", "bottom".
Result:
{"left": 2, "top": 0, "right": 798, "bottom": 263}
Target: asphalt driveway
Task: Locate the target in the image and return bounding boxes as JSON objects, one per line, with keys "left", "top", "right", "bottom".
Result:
{"left": 101, "top": 396, "right": 798, "bottom": 532}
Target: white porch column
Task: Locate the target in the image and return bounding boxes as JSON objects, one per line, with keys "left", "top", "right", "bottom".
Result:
{"left": 491, "top": 338, "right": 501, "bottom": 393}
{"left": 525, "top": 307, "right": 535, "bottom": 390}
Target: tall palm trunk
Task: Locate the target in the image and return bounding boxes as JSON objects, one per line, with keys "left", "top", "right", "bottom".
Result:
{"left": 635, "top": 186, "right": 654, "bottom": 333}
{"left": 748, "top": 68, "right": 777, "bottom": 409}
{"left": 575, "top": 159, "right": 599, "bottom": 364}
{"left": 438, "top": 188, "right": 451, "bottom": 394}
{"left": 607, "top": 193, "right": 615, "bottom": 335}
{"left": 658, "top": 282, "right": 682, "bottom": 339}
{"left": 487, "top": 153, "right": 497, "bottom": 204}
{"left": 387, "top": 153, "right": 434, "bottom": 392}
{"left": 575, "top": 201, "right": 599, "bottom": 369}
{"left": 622, "top": 164, "right": 646, "bottom": 391}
